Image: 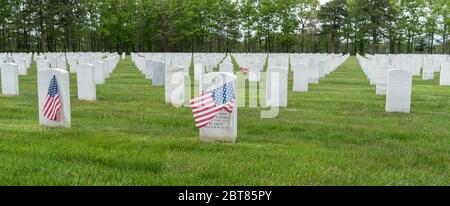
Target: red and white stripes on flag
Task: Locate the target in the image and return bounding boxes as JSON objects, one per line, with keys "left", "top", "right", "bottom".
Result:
{"left": 191, "top": 92, "right": 217, "bottom": 128}
{"left": 190, "top": 82, "right": 235, "bottom": 129}
{"left": 42, "top": 75, "right": 62, "bottom": 121}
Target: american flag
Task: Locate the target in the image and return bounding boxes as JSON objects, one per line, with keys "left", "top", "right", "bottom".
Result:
{"left": 42, "top": 75, "right": 62, "bottom": 121}
{"left": 191, "top": 82, "right": 235, "bottom": 128}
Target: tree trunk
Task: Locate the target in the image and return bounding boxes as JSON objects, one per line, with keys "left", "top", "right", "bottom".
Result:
{"left": 372, "top": 29, "right": 377, "bottom": 55}
{"left": 430, "top": 32, "right": 434, "bottom": 54}
{"left": 443, "top": 24, "right": 447, "bottom": 54}
{"left": 330, "top": 33, "right": 335, "bottom": 53}
{"left": 389, "top": 36, "right": 395, "bottom": 54}
{"left": 301, "top": 23, "right": 305, "bottom": 53}
{"left": 407, "top": 31, "right": 411, "bottom": 53}
{"left": 1, "top": 27, "right": 4, "bottom": 51}
{"left": 346, "top": 36, "right": 349, "bottom": 54}
{"left": 359, "top": 39, "right": 364, "bottom": 55}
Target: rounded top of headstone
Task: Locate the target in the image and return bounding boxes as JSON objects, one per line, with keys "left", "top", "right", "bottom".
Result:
{"left": 380, "top": 65, "right": 394, "bottom": 70}
{"left": 268, "top": 66, "right": 288, "bottom": 72}
{"left": 203, "top": 72, "right": 237, "bottom": 88}
{"left": 39, "top": 68, "right": 69, "bottom": 75}
{"left": 389, "top": 69, "right": 412, "bottom": 77}
{"left": 291, "top": 63, "right": 309, "bottom": 72}
{"left": 167, "top": 65, "right": 184, "bottom": 73}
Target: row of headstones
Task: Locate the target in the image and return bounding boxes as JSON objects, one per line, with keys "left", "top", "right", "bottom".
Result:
{"left": 137, "top": 52, "right": 225, "bottom": 76}
{"left": 131, "top": 52, "right": 227, "bottom": 85}
{"left": 0, "top": 53, "right": 34, "bottom": 95}
{"left": 3, "top": 52, "right": 234, "bottom": 143}
{"left": 131, "top": 52, "right": 225, "bottom": 77}
{"left": 130, "top": 52, "right": 230, "bottom": 108}
{"left": 231, "top": 53, "right": 349, "bottom": 92}
{"left": 35, "top": 53, "right": 120, "bottom": 100}
{"left": 366, "top": 54, "right": 450, "bottom": 82}
{"left": 0, "top": 52, "right": 119, "bottom": 105}
{"left": 131, "top": 53, "right": 170, "bottom": 86}
{"left": 130, "top": 52, "right": 348, "bottom": 143}
{"left": 36, "top": 53, "right": 121, "bottom": 128}
{"left": 232, "top": 53, "right": 266, "bottom": 83}
{"left": 163, "top": 53, "right": 348, "bottom": 143}
{"left": 357, "top": 54, "right": 415, "bottom": 113}
{"left": 0, "top": 53, "right": 33, "bottom": 75}
{"left": 3, "top": 52, "right": 233, "bottom": 144}
{"left": 232, "top": 52, "right": 344, "bottom": 70}
{"left": 268, "top": 54, "right": 349, "bottom": 106}
{"left": 291, "top": 54, "right": 348, "bottom": 91}
{"left": 133, "top": 55, "right": 166, "bottom": 86}
{"left": 0, "top": 62, "right": 20, "bottom": 95}
{"left": 193, "top": 53, "right": 227, "bottom": 80}
{"left": 36, "top": 52, "right": 113, "bottom": 72}
{"left": 162, "top": 53, "right": 349, "bottom": 108}
{"left": 360, "top": 54, "right": 450, "bottom": 89}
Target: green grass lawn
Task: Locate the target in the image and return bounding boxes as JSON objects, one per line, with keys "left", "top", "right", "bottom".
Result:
{"left": 0, "top": 56, "right": 449, "bottom": 185}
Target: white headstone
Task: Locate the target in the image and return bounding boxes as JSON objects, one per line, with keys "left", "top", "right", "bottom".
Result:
{"left": 205, "top": 63, "right": 214, "bottom": 73}
{"left": 292, "top": 63, "right": 309, "bottom": 92}
{"left": 318, "top": 61, "right": 326, "bottom": 78}
{"left": 266, "top": 67, "right": 288, "bottom": 107}
{"left": 369, "top": 62, "right": 378, "bottom": 85}
{"left": 223, "top": 56, "right": 232, "bottom": 63}
{"left": 57, "top": 58, "right": 67, "bottom": 70}
{"left": 248, "top": 70, "right": 260, "bottom": 82}
{"left": 15, "top": 58, "right": 28, "bottom": 75}
{"left": 439, "top": 63, "right": 450, "bottom": 86}
{"left": 152, "top": 61, "right": 165, "bottom": 86}
{"left": 37, "top": 59, "right": 50, "bottom": 72}
{"left": 104, "top": 59, "right": 111, "bottom": 78}
{"left": 432, "top": 61, "right": 441, "bottom": 72}
{"left": 165, "top": 65, "right": 185, "bottom": 106}
{"left": 194, "top": 63, "right": 205, "bottom": 81}
{"left": 122, "top": 52, "right": 126, "bottom": 60}
{"left": 144, "top": 60, "right": 153, "bottom": 79}
{"left": 219, "top": 62, "right": 234, "bottom": 73}
{"left": 307, "top": 60, "right": 319, "bottom": 83}
{"left": 1, "top": 63, "right": 19, "bottom": 96}
{"left": 422, "top": 62, "right": 434, "bottom": 80}
{"left": 376, "top": 65, "right": 391, "bottom": 95}
{"left": 386, "top": 69, "right": 412, "bottom": 113}
{"left": 49, "top": 56, "right": 58, "bottom": 68}
{"left": 199, "top": 72, "right": 237, "bottom": 143}
{"left": 69, "top": 58, "right": 78, "bottom": 73}
{"left": 247, "top": 62, "right": 262, "bottom": 82}
{"left": 38, "top": 68, "right": 71, "bottom": 128}
{"left": 409, "top": 59, "right": 422, "bottom": 76}
{"left": 77, "top": 64, "right": 96, "bottom": 101}
{"left": 94, "top": 61, "right": 106, "bottom": 84}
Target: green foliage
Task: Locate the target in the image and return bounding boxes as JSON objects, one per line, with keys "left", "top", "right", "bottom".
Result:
{"left": 318, "top": 0, "right": 348, "bottom": 53}
{"left": 0, "top": 0, "right": 448, "bottom": 54}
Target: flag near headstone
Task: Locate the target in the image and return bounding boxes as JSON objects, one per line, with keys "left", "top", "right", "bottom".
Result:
{"left": 190, "top": 82, "right": 235, "bottom": 128}
{"left": 42, "top": 75, "right": 61, "bottom": 121}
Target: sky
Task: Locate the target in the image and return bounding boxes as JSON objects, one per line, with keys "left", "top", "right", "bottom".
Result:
{"left": 319, "top": 0, "right": 331, "bottom": 4}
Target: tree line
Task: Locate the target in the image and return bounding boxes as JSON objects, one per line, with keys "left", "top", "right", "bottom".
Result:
{"left": 0, "top": 0, "right": 448, "bottom": 54}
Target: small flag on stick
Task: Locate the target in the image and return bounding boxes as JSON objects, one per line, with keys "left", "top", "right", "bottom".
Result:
{"left": 191, "top": 82, "right": 235, "bottom": 128}
{"left": 42, "top": 75, "right": 62, "bottom": 121}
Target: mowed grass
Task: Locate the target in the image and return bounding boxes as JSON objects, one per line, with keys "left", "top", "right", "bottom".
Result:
{"left": 0, "top": 56, "right": 449, "bottom": 185}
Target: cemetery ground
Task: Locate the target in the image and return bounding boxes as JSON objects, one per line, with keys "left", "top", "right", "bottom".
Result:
{"left": 0, "top": 57, "right": 449, "bottom": 186}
